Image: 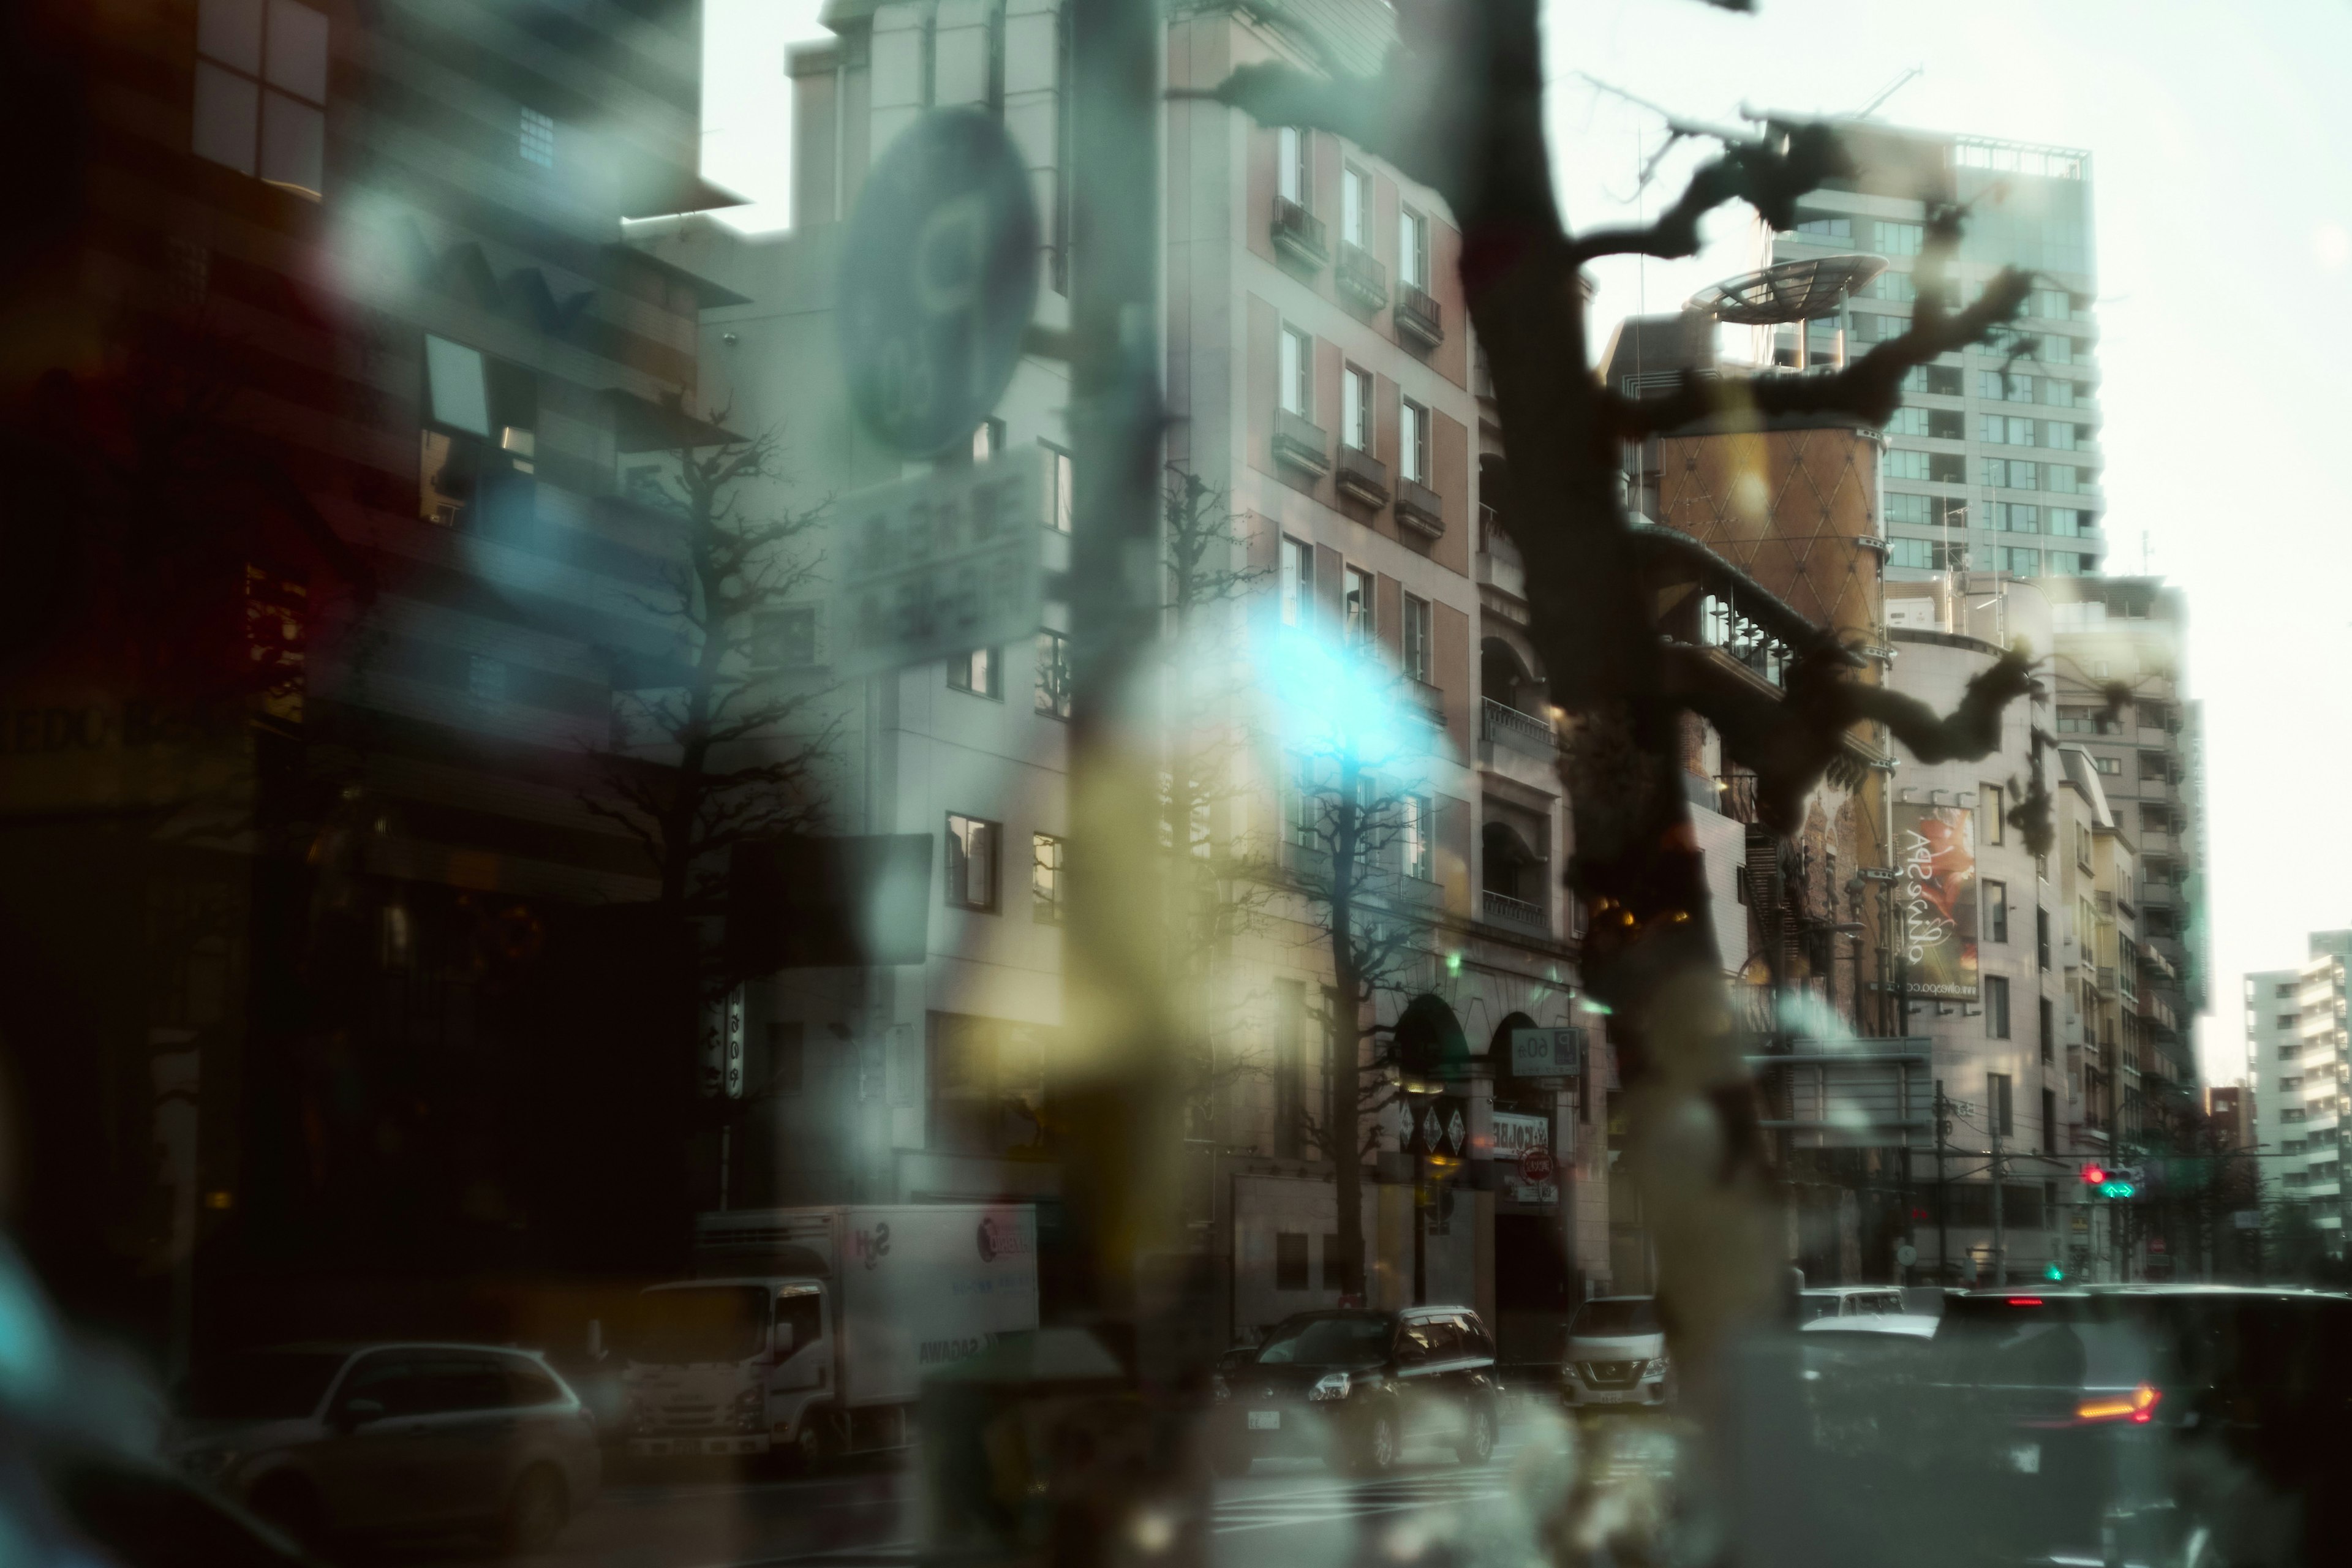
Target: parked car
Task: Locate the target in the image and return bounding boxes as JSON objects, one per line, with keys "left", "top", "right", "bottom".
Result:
{"left": 1208, "top": 1307, "right": 1499, "bottom": 1476}
{"left": 1558, "top": 1295, "right": 1672, "bottom": 1411}
{"left": 164, "top": 1343, "right": 601, "bottom": 1553}
{"left": 1796, "top": 1286, "right": 1907, "bottom": 1322}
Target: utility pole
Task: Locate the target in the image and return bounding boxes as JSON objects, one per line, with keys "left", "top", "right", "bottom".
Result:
{"left": 1990, "top": 1115, "right": 2007, "bottom": 1287}
{"left": 1936, "top": 1087, "right": 1952, "bottom": 1282}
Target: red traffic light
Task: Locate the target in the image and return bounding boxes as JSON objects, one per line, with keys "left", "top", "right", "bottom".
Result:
{"left": 2080, "top": 1163, "right": 2108, "bottom": 1185}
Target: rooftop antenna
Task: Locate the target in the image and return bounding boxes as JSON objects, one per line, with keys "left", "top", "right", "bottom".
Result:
{"left": 1854, "top": 65, "right": 1924, "bottom": 121}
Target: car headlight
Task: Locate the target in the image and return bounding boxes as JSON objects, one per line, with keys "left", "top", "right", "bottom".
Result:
{"left": 734, "top": 1385, "right": 764, "bottom": 1430}
{"left": 1640, "top": 1357, "right": 1670, "bottom": 1381}
{"left": 1309, "top": 1371, "right": 1352, "bottom": 1402}
{"left": 1560, "top": 1364, "right": 1583, "bottom": 1384}
{"left": 1212, "top": 1375, "right": 1230, "bottom": 1403}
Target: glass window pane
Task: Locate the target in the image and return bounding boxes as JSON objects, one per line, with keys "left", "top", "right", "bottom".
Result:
{"left": 192, "top": 62, "right": 259, "bottom": 175}
{"left": 260, "top": 90, "right": 325, "bottom": 198}
{"left": 265, "top": 0, "right": 330, "bottom": 102}
{"left": 198, "top": 0, "right": 265, "bottom": 75}
{"left": 425, "top": 335, "right": 492, "bottom": 436}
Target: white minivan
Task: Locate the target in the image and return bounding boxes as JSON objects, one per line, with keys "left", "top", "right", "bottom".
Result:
{"left": 1558, "top": 1297, "right": 1672, "bottom": 1411}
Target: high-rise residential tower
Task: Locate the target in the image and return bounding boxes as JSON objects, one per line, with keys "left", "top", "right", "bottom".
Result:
{"left": 1765, "top": 124, "right": 2105, "bottom": 584}
{"left": 2245, "top": 935, "right": 2352, "bottom": 1252}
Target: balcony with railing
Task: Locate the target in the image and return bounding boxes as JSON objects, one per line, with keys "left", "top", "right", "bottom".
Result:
{"left": 1481, "top": 698, "right": 1555, "bottom": 758}
{"left": 1273, "top": 409, "right": 1329, "bottom": 475}
{"left": 1395, "top": 281, "right": 1444, "bottom": 348}
{"left": 2096, "top": 966, "right": 2119, "bottom": 997}
{"left": 1483, "top": 889, "right": 1548, "bottom": 932}
{"left": 1477, "top": 503, "right": 1525, "bottom": 597}
{"left": 1272, "top": 197, "right": 1327, "bottom": 268}
{"left": 1336, "top": 242, "right": 1387, "bottom": 310}
{"left": 1335, "top": 443, "right": 1389, "bottom": 506}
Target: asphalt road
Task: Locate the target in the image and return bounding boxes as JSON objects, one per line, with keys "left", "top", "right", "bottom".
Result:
{"left": 447, "top": 1404, "right": 1681, "bottom": 1568}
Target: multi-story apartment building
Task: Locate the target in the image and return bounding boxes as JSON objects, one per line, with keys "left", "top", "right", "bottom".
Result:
{"left": 2045, "top": 578, "right": 2204, "bottom": 1098}
{"left": 2, "top": 0, "right": 734, "bottom": 1355}
{"left": 638, "top": 0, "right": 1602, "bottom": 1344}
{"left": 1761, "top": 123, "right": 2105, "bottom": 586}
{"left": 2246, "top": 935, "right": 2352, "bottom": 1250}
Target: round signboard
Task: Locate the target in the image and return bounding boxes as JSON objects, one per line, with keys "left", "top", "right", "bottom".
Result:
{"left": 1520, "top": 1146, "right": 1556, "bottom": 1185}
{"left": 1894, "top": 1243, "right": 1918, "bottom": 1268}
{"left": 837, "top": 108, "right": 1041, "bottom": 456}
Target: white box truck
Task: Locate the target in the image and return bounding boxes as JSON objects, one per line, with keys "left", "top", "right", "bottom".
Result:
{"left": 621, "top": 1204, "right": 1039, "bottom": 1463}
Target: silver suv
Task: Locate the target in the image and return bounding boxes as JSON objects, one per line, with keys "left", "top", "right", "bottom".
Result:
{"left": 165, "top": 1343, "right": 600, "bottom": 1552}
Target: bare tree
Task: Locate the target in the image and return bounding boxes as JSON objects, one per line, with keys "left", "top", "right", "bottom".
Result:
{"left": 1269, "top": 648, "right": 1444, "bottom": 1301}
{"left": 1158, "top": 467, "right": 1278, "bottom": 1144}
{"left": 1205, "top": 0, "right": 2038, "bottom": 1359}
{"left": 582, "top": 422, "right": 837, "bottom": 1107}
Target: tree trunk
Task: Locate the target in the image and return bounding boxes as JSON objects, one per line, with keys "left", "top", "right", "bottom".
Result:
{"left": 1328, "top": 769, "right": 1365, "bottom": 1302}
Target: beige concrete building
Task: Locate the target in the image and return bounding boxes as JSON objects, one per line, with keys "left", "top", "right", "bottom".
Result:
{"left": 635, "top": 0, "right": 1604, "bottom": 1349}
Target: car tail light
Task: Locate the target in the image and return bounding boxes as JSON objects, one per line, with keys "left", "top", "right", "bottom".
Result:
{"left": 2005, "top": 1297, "right": 2044, "bottom": 1307}
{"left": 2076, "top": 1384, "right": 2161, "bottom": 1425}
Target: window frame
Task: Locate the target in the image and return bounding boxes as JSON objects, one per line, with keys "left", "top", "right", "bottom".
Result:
{"left": 194, "top": 0, "right": 330, "bottom": 199}
{"left": 1342, "top": 366, "right": 1374, "bottom": 452}
{"left": 1343, "top": 566, "right": 1374, "bottom": 649}
{"left": 1277, "top": 126, "right": 1309, "bottom": 206}
{"left": 1401, "top": 593, "right": 1432, "bottom": 683}
{"left": 1034, "top": 630, "right": 1071, "bottom": 718}
{"left": 948, "top": 647, "right": 1003, "bottom": 699}
{"left": 946, "top": 814, "right": 1003, "bottom": 913}
{"left": 1399, "top": 398, "right": 1428, "bottom": 483}
{"left": 1278, "top": 325, "right": 1312, "bottom": 418}
{"left": 1399, "top": 206, "right": 1430, "bottom": 289}
{"left": 1278, "top": 536, "right": 1312, "bottom": 628}
{"left": 1031, "top": 832, "right": 1064, "bottom": 924}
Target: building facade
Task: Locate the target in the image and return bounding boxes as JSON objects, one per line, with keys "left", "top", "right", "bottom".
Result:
{"left": 1764, "top": 123, "right": 2105, "bottom": 586}
{"left": 2245, "top": 935, "right": 2351, "bottom": 1250}
{"left": 637, "top": 0, "right": 1607, "bottom": 1349}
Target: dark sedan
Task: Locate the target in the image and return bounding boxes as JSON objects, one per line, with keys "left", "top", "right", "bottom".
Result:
{"left": 1208, "top": 1307, "right": 1500, "bottom": 1476}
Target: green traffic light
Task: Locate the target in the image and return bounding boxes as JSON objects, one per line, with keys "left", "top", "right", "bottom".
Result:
{"left": 2043, "top": 1262, "right": 2064, "bottom": 1282}
{"left": 2097, "top": 1180, "right": 2135, "bottom": 1199}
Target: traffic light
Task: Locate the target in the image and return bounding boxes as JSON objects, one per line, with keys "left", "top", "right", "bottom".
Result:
{"left": 2043, "top": 1262, "right": 2065, "bottom": 1283}
{"left": 2079, "top": 1163, "right": 2134, "bottom": 1199}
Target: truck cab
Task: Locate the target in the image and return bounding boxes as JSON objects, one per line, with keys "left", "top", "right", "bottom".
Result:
{"left": 622, "top": 1278, "right": 831, "bottom": 1460}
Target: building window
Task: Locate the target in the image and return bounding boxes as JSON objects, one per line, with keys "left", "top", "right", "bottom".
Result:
{"left": 1341, "top": 165, "right": 1370, "bottom": 247}
{"left": 1885, "top": 449, "right": 1931, "bottom": 481}
{"left": 1399, "top": 208, "right": 1430, "bottom": 289}
{"left": 1872, "top": 221, "right": 1924, "bottom": 255}
{"left": 971, "top": 418, "right": 1005, "bottom": 462}
{"left": 1986, "top": 978, "right": 2012, "bottom": 1041}
{"left": 1343, "top": 367, "right": 1373, "bottom": 451}
{"left": 1402, "top": 593, "right": 1432, "bottom": 683}
{"left": 1032, "top": 833, "right": 1063, "bottom": 923}
{"left": 1035, "top": 631, "right": 1071, "bottom": 717}
{"left": 1277, "top": 126, "right": 1309, "bottom": 206}
{"left": 753, "top": 606, "right": 821, "bottom": 669}
{"left": 1279, "top": 537, "right": 1312, "bottom": 628}
{"left": 1985, "top": 880, "right": 2008, "bottom": 944}
{"left": 1400, "top": 399, "right": 1428, "bottom": 483}
{"left": 2002, "top": 547, "right": 2041, "bottom": 575}
{"left": 1275, "top": 1232, "right": 1311, "bottom": 1291}
{"left": 2037, "top": 907, "right": 2051, "bottom": 970}
{"left": 2040, "top": 1087, "right": 2056, "bottom": 1152}
{"left": 1981, "top": 784, "right": 2004, "bottom": 844}
{"left": 1793, "top": 214, "right": 1851, "bottom": 239}
{"left": 1989, "top": 1069, "right": 2014, "bottom": 1134}
{"left": 1886, "top": 537, "right": 1933, "bottom": 570}
{"left": 1046, "top": 445, "right": 1074, "bottom": 533}
{"left": 1343, "top": 567, "right": 1374, "bottom": 648}
{"left": 1285, "top": 753, "right": 1322, "bottom": 848}
{"left": 519, "top": 106, "right": 556, "bottom": 168}
{"left": 1403, "top": 793, "right": 1434, "bottom": 880}
{"left": 946, "top": 815, "right": 1001, "bottom": 911}
{"left": 1279, "top": 326, "right": 1311, "bottom": 417}
{"left": 194, "top": 0, "right": 328, "bottom": 198}
{"left": 2039, "top": 997, "right": 2054, "bottom": 1063}
{"left": 948, "top": 647, "right": 1001, "bottom": 698}
{"left": 2094, "top": 756, "right": 2121, "bottom": 775}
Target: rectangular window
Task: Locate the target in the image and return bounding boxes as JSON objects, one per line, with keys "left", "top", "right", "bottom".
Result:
{"left": 1399, "top": 208, "right": 1430, "bottom": 288}
{"left": 2037, "top": 907, "right": 2051, "bottom": 970}
{"left": 1399, "top": 399, "right": 1428, "bottom": 483}
{"left": 2046, "top": 421, "right": 2076, "bottom": 451}
{"left": 2039, "top": 997, "right": 2054, "bottom": 1061}
{"left": 2045, "top": 378, "right": 2076, "bottom": 407}
{"left": 948, "top": 647, "right": 1001, "bottom": 698}
{"left": 1341, "top": 165, "right": 1370, "bottom": 247}
{"left": 1402, "top": 593, "right": 1432, "bottom": 682}
{"left": 2008, "top": 374, "right": 2036, "bottom": 404}
{"left": 2048, "top": 464, "right": 2081, "bottom": 494}
{"left": 2040, "top": 1087, "right": 2056, "bottom": 1151}
{"left": 1872, "top": 221, "right": 1924, "bottom": 255}
{"left": 1343, "top": 567, "right": 1374, "bottom": 647}
{"left": 1928, "top": 454, "right": 1966, "bottom": 483}
{"left": 1885, "top": 407, "right": 1931, "bottom": 437}
{"left": 1885, "top": 448, "right": 1931, "bottom": 482}
{"left": 1031, "top": 833, "right": 1063, "bottom": 923}
{"left": 195, "top": 0, "right": 328, "bottom": 198}
{"left": 425, "top": 335, "right": 492, "bottom": 437}
{"left": 2002, "top": 547, "right": 2041, "bottom": 575}
{"left": 1035, "top": 631, "right": 1071, "bottom": 717}
{"left": 1279, "top": 326, "right": 1311, "bottom": 417}
{"left": 1885, "top": 536, "right": 1933, "bottom": 570}
{"left": 1046, "top": 445, "right": 1074, "bottom": 533}
{"left": 1343, "top": 367, "right": 1373, "bottom": 451}
{"left": 753, "top": 606, "right": 820, "bottom": 669}
{"left": 1793, "top": 214, "right": 1852, "bottom": 239}
{"left": 1925, "top": 365, "right": 1962, "bottom": 396}
{"left": 1279, "top": 536, "right": 1311, "bottom": 628}
{"left": 519, "top": 107, "right": 556, "bottom": 168}
{"left": 1988, "top": 981, "right": 2012, "bottom": 1042}
{"left": 971, "top": 418, "right": 1005, "bottom": 462}
{"left": 1286, "top": 753, "right": 1321, "bottom": 848}
{"left": 2003, "top": 503, "right": 2041, "bottom": 534}
{"left": 1403, "top": 793, "right": 1434, "bottom": 880}
{"left": 1277, "top": 126, "right": 1308, "bottom": 205}
{"left": 1985, "top": 879, "right": 2008, "bottom": 943}
{"left": 1275, "top": 1232, "right": 1310, "bottom": 1291}
{"left": 2008, "top": 416, "right": 2037, "bottom": 446}
{"left": 946, "top": 815, "right": 1001, "bottom": 911}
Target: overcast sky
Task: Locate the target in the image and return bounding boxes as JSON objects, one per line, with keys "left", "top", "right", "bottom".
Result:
{"left": 704, "top": 0, "right": 2352, "bottom": 1088}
